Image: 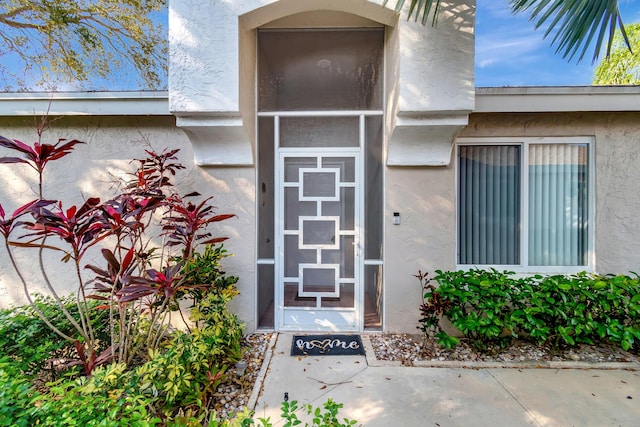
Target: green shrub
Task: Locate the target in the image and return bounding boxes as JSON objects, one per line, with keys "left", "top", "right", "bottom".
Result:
{"left": 0, "top": 356, "right": 157, "bottom": 427}
{"left": 0, "top": 295, "right": 109, "bottom": 377}
{"left": 36, "top": 377, "right": 161, "bottom": 427}
{"left": 433, "top": 269, "right": 525, "bottom": 350}
{"left": 178, "top": 244, "right": 239, "bottom": 304}
{"left": 2, "top": 352, "right": 358, "bottom": 427}
{"left": 0, "top": 356, "right": 40, "bottom": 426}
{"left": 421, "top": 269, "right": 640, "bottom": 352}
{"left": 0, "top": 276, "right": 244, "bottom": 425}
{"left": 72, "top": 287, "right": 244, "bottom": 423}
{"left": 137, "top": 289, "right": 244, "bottom": 413}
{"left": 515, "top": 273, "right": 599, "bottom": 347}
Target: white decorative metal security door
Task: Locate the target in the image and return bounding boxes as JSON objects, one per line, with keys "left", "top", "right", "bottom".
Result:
{"left": 256, "top": 28, "right": 384, "bottom": 331}
{"left": 277, "top": 151, "right": 361, "bottom": 331}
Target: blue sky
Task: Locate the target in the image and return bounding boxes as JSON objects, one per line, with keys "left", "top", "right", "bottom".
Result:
{"left": 476, "top": 0, "right": 640, "bottom": 86}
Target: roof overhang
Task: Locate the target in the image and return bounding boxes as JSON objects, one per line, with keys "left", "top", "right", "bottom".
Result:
{"left": 0, "top": 91, "right": 170, "bottom": 116}
{"left": 475, "top": 85, "right": 640, "bottom": 113}
{"left": 1, "top": 86, "right": 637, "bottom": 117}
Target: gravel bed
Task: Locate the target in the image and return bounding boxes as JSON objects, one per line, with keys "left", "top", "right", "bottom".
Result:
{"left": 370, "top": 333, "right": 640, "bottom": 366}
{"left": 214, "top": 333, "right": 272, "bottom": 419}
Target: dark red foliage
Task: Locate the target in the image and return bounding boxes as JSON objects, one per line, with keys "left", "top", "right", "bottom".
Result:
{"left": 19, "top": 198, "right": 110, "bottom": 260}
{"left": 0, "top": 199, "right": 54, "bottom": 239}
{"left": 85, "top": 247, "right": 137, "bottom": 298}
{"left": 69, "top": 340, "right": 114, "bottom": 376}
{"left": 0, "top": 135, "right": 84, "bottom": 173}
{"left": 118, "top": 262, "right": 185, "bottom": 302}
{"left": 162, "top": 195, "right": 235, "bottom": 258}
{"left": 126, "top": 148, "right": 184, "bottom": 194}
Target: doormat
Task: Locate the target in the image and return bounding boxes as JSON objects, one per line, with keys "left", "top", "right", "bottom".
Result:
{"left": 291, "top": 334, "right": 365, "bottom": 356}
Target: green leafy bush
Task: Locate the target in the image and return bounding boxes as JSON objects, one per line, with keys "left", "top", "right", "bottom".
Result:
{"left": 0, "top": 295, "right": 109, "bottom": 378}
{"left": 64, "top": 289, "right": 243, "bottom": 423}
{"left": 0, "top": 286, "right": 243, "bottom": 426}
{"left": 0, "top": 354, "right": 161, "bottom": 427}
{"left": 435, "top": 269, "right": 525, "bottom": 350}
{"left": 420, "top": 269, "right": 640, "bottom": 352}
{"left": 0, "top": 356, "right": 39, "bottom": 426}
{"left": 2, "top": 349, "right": 359, "bottom": 427}
{"left": 137, "top": 288, "right": 244, "bottom": 414}
{"left": 179, "top": 244, "right": 239, "bottom": 302}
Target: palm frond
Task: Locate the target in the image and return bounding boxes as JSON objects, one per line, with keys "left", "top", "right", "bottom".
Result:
{"left": 510, "top": 0, "right": 630, "bottom": 62}
{"left": 390, "top": 0, "right": 629, "bottom": 63}
{"left": 385, "top": 0, "right": 442, "bottom": 26}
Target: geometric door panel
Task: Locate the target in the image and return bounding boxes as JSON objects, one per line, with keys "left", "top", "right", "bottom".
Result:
{"left": 279, "top": 153, "right": 360, "bottom": 329}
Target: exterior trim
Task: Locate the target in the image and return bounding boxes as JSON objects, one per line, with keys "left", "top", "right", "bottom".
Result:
{"left": 0, "top": 91, "right": 169, "bottom": 116}
{"left": 2, "top": 86, "right": 638, "bottom": 118}
{"left": 476, "top": 86, "right": 640, "bottom": 113}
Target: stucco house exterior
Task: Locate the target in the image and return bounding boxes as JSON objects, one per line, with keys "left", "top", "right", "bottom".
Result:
{"left": 0, "top": 0, "right": 639, "bottom": 334}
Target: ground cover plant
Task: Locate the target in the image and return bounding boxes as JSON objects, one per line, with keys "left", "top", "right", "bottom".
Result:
{"left": 417, "top": 269, "right": 640, "bottom": 354}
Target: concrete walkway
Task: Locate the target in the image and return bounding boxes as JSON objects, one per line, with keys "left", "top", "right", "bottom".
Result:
{"left": 253, "top": 333, "right": 640, "bottom": 427}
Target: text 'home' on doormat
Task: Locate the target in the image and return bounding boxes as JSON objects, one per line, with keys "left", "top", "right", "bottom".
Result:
{"left": 291, "top": 334, "right": 365, "bottom": 356}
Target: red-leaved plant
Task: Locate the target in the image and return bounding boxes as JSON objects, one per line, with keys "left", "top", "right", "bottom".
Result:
{"left": 0, "top": 131, "right": 234, "bottom": 373}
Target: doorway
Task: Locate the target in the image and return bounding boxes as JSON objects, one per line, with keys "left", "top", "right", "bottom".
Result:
{"left": 256, "top": 28, "right": 384, "bottom": 331}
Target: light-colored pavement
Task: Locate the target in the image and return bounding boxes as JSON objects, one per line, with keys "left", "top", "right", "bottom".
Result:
{"left": 252, "top": 333, "right": 640, "bottom": 427}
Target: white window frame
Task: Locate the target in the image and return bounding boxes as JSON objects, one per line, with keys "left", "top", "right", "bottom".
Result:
{"left": 455, "top": 136, "right": 595, "bottom": 274}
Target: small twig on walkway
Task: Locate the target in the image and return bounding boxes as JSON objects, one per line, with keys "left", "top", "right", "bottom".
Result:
{"left": 306, "top": 377, "right": 352, "bottom": 386}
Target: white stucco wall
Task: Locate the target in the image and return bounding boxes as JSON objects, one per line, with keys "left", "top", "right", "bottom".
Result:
{"left": 1, "top": 103, "right": 639, "bottom": 335}
{"left": 9, "top": 3, "right": 638, "bottom": 337}
{"left": 384, "top": 165, "right": 456, "bottom": 332}
{"left": 195, "top": 166, "right": 257, "bottom": 328}
{"left": 166, "top": 0, "right": 476, "bottom": 333}
{"left": 169, "top": 0, "right": 475, "bottom": 168}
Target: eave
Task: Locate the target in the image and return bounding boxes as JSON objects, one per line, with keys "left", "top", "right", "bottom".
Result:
{"left": 475, "top": 86, "right": 640, "bottom": 113}
{"left": 1, "top": 87, "right": 638, "bottom": 117}
{"left": 0, "top": 91, "right": 170, "bottom": 116}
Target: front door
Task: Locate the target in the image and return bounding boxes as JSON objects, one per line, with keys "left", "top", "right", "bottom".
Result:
{"left": 278, "top": 150, "right": 361, "bottom": 330}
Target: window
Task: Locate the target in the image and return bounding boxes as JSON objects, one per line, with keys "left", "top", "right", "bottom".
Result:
{"left": 457, "top": 137, "right": 593, "bottom": 273}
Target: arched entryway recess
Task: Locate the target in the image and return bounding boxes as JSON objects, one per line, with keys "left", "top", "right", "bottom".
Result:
{"left": 241, "top": 1, "right": 397, "bottom": 332}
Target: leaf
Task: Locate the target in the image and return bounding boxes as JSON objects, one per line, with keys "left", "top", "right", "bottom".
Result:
{"left": 390, "top": 1, "right": 629, "bottom": 63}
{"left": 121, "top": 247, "right": 135, "bottom": 272}
{"left": 0, "top": 156, "right": 29, "bottom": 164}
{"left": 385, "top": 0, "right": 441, "bottom": 26}
{"left": 509, "top": 0, "right": 630, "bottom": 62}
